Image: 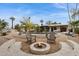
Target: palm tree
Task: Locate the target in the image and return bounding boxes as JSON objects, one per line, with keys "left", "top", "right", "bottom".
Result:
{"left": 67, "top": 3, "right": 77, "bottom": 20}
{"left": 40, "top": 19, "right": 44, "bottom": 26}
{"left": 10, "top": 16, "right": 15, "bottom": 29}
{"left": 67, "top": 3, "right": 78, "bottom": 33}
{"left": 71, "top": 3, "right": 78, "bottom": 20}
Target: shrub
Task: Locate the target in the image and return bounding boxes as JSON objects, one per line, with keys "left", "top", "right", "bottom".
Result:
{"left": 74, "top": 28, "right": 79, "bottom": 34}
{"left": 1, "top": 32, "right": 7, "bottom": 36}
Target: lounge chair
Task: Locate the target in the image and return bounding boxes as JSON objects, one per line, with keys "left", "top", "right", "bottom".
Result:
{"left": 46, "top": 32, "right": 56, "bottom": 44}
{"left": 26, "top": 33, "right": 36, "bottom": 44}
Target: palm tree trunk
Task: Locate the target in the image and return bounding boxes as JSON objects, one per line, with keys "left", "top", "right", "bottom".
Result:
{"left": 12, "top": 20, "right": 13, "bottom": 29}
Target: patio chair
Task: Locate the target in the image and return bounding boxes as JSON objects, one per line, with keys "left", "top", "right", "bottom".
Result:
{"left": 26, "top": 33, "right": 36, "bottom": 44}
{"left": 46, "top": 32, "right": 56, "bottom": 44}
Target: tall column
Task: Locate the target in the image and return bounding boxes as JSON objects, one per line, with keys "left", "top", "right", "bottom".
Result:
{"left": 57, "top": 26, "right": 60, "bottom": 32}
{"left": 49, "top": 26, "right": 51, "bottom": 32}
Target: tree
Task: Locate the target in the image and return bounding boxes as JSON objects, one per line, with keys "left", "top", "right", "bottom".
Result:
{"left": 69, "top": 20, "right": 79, "bottom": 33}
{"left": 10, "top": 16, "right": 15, "bottom": 29}
{"left": 52, "top": 22, "right": 60, "bottom": 24}
{"left": 34, "top": 24, "right": 40, "bottom": 32}
{"left": 15, "top": 24, "right": 21, "bottom": 31}
{"left": 71, "top": 3, "right": 78, "bottom": 20}
{"left": 70, "top": 20, "right": 79, "bottom": 28}
{"left": 0, "top": 19, "right": 8, "bottom": 33}
{"left": 67, "top": 3, "right": 78, "bottom": 33}
{"left": 40, "top": 19, "right": 44, "bottom": 26}
{"left": 15, "top": 24, "right": 22, "bottom": 35}
{"left": 20, "top": 17, "right": 33, "bottom": 32}
{"left": 67, "top": 3, "right": 78, "bottom": 21}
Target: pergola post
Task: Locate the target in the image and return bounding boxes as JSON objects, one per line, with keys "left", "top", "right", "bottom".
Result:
{"left": 57, "top": 26, "right": 60, "bottom": 32}
{"left": 49, "top": 26, "right": 52, "bottom": 32}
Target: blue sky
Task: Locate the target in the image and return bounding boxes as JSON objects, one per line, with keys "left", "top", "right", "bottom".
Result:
{"left": 0, "top": 3, "right": 78, "bottom": 26}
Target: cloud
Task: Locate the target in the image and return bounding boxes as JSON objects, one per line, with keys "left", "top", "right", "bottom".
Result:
{"left": 52, "top": 3, "right": 67, "bottom": 10}
{"left": 0, "top": 9, "right": 33, "bottom": 27}
{"left": 15, "top": 8, "right": 32, "bottom": 16}
{"left": 30, "top": 11, "right": 69, "bottom": 25}
{"left": 0, "top": 10, "right": 69, "bottom": 27}
{"left": 0, "top": 3, "right": 70, "bottom": 26}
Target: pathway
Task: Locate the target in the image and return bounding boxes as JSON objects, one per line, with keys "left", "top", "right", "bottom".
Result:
{"left": 0, "top": 39, "right": 79, "bottom": 56}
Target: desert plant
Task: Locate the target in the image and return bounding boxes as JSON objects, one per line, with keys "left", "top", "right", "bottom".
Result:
{"left": 34, "top": 24, "right": 41, "bottom": 32}
{"left": 1, "top": 32, "right": 7, "bottom": 36}
{"left": 0, "top": 19, "right": 8, "bottom": 36}
{"left": 15, "top": 24, "right": 21, "bottom": 31}
{"left": 70, "top": 20, "right": 79, "bottom": 33}
{"left": 74, "top": 28, "right": 79, "bottom": 34}
{"left": 0, "top": 19, "right": 8, "bottom": 31}
{"left": 20, "top": 17, "right": 33, "bottom": 32}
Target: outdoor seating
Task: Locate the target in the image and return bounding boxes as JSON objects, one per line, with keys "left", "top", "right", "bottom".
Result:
{"left": 26, "top": 33, "right": 36, "bottom": 44}
{"left": 46, "top": 32, "right": 56, "bottom": 44}
{"left": 65, "top": 32, "right": 75, "bottom": 37}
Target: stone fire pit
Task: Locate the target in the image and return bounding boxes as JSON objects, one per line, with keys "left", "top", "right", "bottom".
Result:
{"left": 30, "top": 42, "right": 50, "bottom": 55}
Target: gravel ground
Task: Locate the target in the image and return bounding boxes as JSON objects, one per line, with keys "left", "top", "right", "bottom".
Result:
{"left": 0, "top": 39, "right": 79, "bottom": 56}
{"left": 0, "top": 30, "right": 79, "bottom": 56}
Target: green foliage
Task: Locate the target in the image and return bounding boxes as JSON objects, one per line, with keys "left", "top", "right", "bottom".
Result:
{"left": 74, "top": 28, "right": 79, "bottom": 34}
{"left": 0, "top": 19, "right": 8, "bottom": 31}
{"left": 34, "top": 24, "right": 41, "bottom": 32}
{"left": 15, "top": 24, "right": 21, "bottom": 31}
{"left": 20, "top": 17, "right": 34, "bottom": 32}
{"left": 70, "top": 20, "right": 79, "bottom": 26}
{"left": 69, "top": 20, "right": 79, "bottom": 33}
